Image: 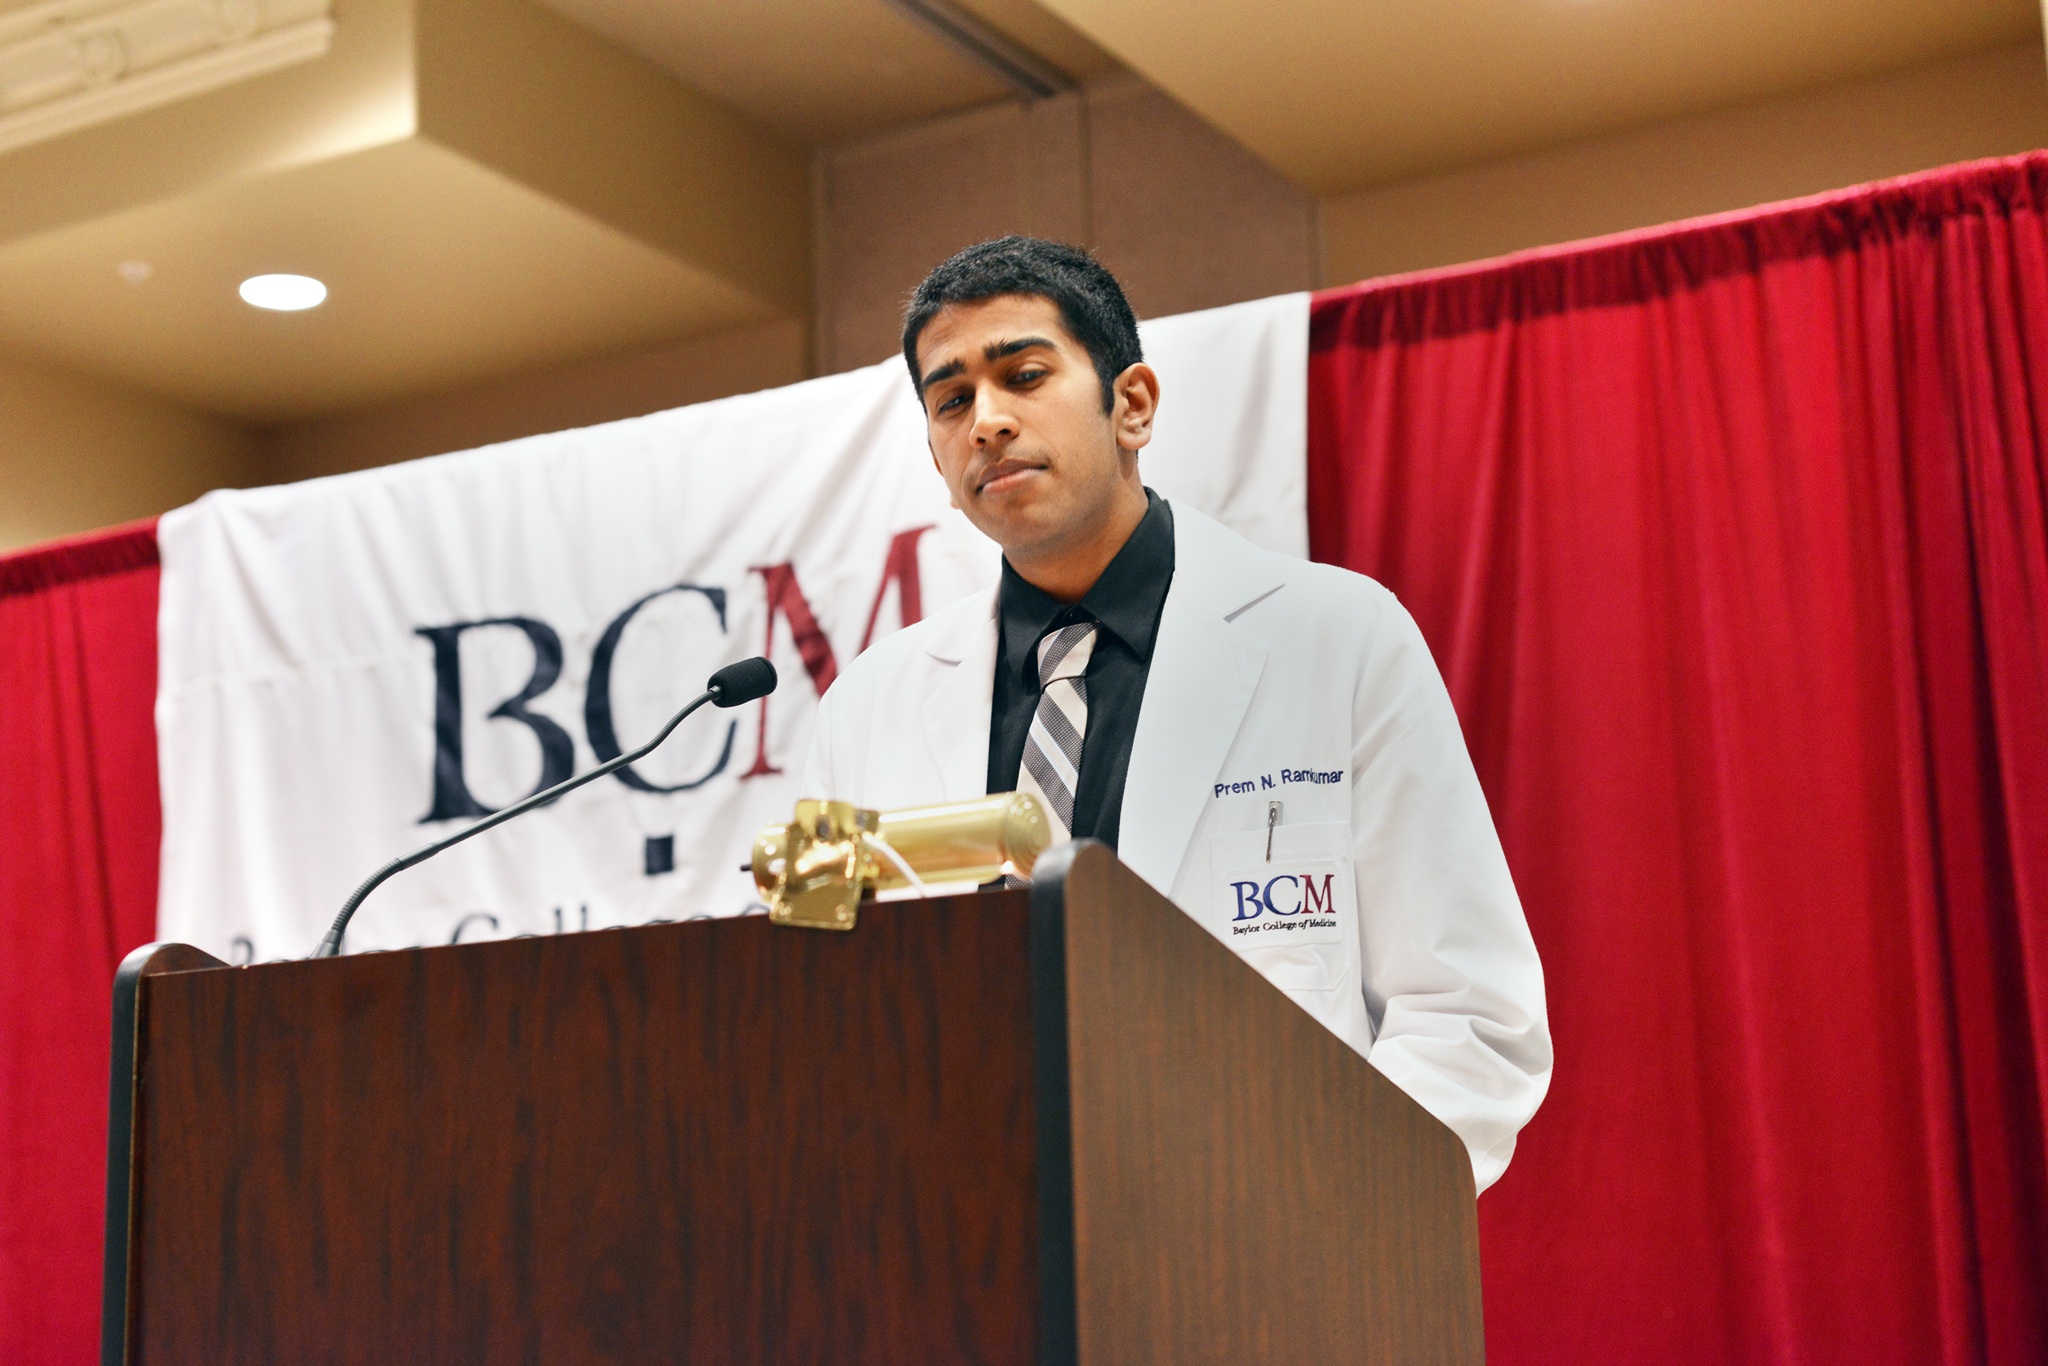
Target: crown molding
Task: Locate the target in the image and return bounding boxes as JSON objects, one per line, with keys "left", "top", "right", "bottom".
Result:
{"left": 0, "top": 0, "right": 335, "bottom": 157}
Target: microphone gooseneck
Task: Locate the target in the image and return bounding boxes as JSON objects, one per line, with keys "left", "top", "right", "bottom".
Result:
{"left": 313, "top": 656, "right": 780, "bottom": 958}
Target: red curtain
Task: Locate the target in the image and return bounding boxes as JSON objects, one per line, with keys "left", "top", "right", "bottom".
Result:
{"left": 0, "top": 524, "right": 163, "bottom": 1366}
{"left": 1309, "top": 153, "right": 2048, "bottom": 1363}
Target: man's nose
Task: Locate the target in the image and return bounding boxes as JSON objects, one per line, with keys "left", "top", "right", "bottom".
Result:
{"left": 971, "top": 388, "right": 1017, "bottom": 446}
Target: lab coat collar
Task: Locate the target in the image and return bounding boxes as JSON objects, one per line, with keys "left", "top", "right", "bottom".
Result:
{"left": 912, "top": 505, "right": 1287, "bottom": 861}
{"left": 919, "top": 588, "right": 999, "bottom": 801}
{"left": 1117, "top": 504, "right": 1283, "bottom": 893}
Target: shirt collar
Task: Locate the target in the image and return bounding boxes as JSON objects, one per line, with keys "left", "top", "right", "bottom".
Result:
{"left": 998, "top": 488, "right": 1175, "bottom": 678}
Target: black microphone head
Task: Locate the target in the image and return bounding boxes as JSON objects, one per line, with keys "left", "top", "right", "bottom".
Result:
{"left": 708, "top": 656, "right": 777, "bottom": 707}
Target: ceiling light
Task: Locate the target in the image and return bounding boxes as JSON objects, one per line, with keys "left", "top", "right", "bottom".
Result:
{"left": 239, "top": 273, "right": 326, "bottom": 311}
{"left": 117, "top": 260, "right": 152, "bottom": 286}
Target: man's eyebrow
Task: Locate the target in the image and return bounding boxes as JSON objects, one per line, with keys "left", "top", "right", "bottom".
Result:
{"left": 917, "top": 359, "right": 964, "bottom": 394}
{"left": 917, "top": 336, "right": 1056, "bottom": 396}
{"left": 986, "top": 336, "right": 1056, "bottom": 361}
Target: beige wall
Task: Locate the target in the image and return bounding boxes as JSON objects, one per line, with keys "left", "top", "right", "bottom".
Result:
{"left": 0, "top": 349, "right": 258, "bottom": 553}
{"left": 0, "top": 318, "right": 805, "bottom": 555}
{"left": 258, "top": 316, "right": 808, "bottom": 481}
{"left": 1322, "top": 42, "right": 2048, "bottom": 286}
{"left": 812, "top": 76, "right": 1320, "bottom": 373}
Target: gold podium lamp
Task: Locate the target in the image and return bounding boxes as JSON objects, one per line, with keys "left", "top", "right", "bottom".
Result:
{"left": 752, "top": 793, "right": 1050, "bottom": 930}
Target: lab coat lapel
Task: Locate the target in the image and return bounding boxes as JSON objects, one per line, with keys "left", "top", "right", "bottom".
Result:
{"left": 920, "top": 589, "right": 999, "bottom": 802}
{"left": 1118, "top": 509, "right": 1275, "bottom": 893}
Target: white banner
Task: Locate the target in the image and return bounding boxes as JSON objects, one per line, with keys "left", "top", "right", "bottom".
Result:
{"left": 156, "top": 293, "right": 1308, "bottom": 962}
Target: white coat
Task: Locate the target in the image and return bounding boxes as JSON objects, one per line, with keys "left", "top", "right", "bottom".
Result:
{"left": 803, "top": 501, "right": 1551, "bottom": 1192}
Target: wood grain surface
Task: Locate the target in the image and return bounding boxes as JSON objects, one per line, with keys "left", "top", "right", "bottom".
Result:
{"left": 105, "top": 942, "right": 227, "bottom": 1366}
{"left": 126, "top": 893, "right": 1040, "bottom": 1366}
{"left": 120, "top": 860, "right": 1482, "bottom": 1365}
{"left": 1043, "top": 842, "right": 1486, "bottom": 1365}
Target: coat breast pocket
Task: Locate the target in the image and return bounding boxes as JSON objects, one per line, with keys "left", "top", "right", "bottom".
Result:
{"left": 1207, "top": 821, "right": 1356, "bottom": 994}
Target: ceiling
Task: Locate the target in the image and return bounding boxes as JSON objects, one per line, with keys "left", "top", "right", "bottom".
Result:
{"left": 0, "top": 138, "right": 771, "bottom": 422}
{"left": 536, "top": 0, "right": 1120, "bottom": 144}
{"left": 1035, "top": 0, "right": 2042, "bottom": 191}
{"left": 523, "top": 0, "right": 2041, "bottom": 187}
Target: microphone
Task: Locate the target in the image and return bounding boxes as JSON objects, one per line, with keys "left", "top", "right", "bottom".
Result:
{"left": 705, "top": 655, "right": 776, "bottom": 707}
{"left": 313, "top": 656, "right": 779, "bottom": 958}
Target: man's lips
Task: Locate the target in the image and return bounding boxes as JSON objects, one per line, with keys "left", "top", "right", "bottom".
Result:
{"left": 975, "top": 460, "right": 1047, "bottom": 495}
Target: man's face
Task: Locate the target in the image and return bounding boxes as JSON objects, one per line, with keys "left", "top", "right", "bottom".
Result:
{"left": 914, "top": 294, "right": 1149, "bottom": 565}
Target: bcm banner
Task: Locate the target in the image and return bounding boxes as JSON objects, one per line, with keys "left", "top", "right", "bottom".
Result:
{"left": 156, "top": 294, "right": 1308, "bottom": 960}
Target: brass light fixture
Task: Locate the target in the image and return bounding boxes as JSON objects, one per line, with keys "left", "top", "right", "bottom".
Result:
{"left": 752, "top": 793, "right": 1050, "bottom": 929}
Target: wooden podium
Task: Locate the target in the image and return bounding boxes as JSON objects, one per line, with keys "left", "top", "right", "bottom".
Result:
{"left": 102, "top": 843, "right": 1483, "bottom": 1364}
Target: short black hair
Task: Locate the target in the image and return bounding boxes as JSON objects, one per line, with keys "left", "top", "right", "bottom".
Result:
{"left": 902, "top": 236, "right": 1142, "bottom": 412}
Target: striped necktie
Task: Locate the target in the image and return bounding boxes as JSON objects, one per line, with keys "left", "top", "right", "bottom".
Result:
{"left": 1017, "top": 620, "right": 1097, "bottom": 847}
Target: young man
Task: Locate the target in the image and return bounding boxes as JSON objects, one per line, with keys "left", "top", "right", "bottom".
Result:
{"left": 803, "top": 237, "right": 1549, "bottom": 1193}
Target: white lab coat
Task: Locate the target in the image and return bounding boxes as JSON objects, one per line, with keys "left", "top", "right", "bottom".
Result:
{"left": 803, "top": 502, "right": 1551, "bottom": 1192}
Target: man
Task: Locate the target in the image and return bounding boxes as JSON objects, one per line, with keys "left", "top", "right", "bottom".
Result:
{"left": 803, "top": 237, "right": 1549, "bottom": 1193}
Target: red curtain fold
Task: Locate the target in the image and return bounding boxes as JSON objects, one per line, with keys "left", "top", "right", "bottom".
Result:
{"left": 0, "top": 523, "right": 163, "bottom": 1366}
{"left": 1309, "top": 153, "right": 2048, "bottom": 1364}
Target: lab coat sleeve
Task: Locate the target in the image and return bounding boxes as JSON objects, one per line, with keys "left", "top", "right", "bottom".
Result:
{"left": 1350, "top": 589, "right": 1552, "bottom": 1194}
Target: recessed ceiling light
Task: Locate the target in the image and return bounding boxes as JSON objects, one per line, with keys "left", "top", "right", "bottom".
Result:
{"left": 239, "top": 273, "right": 327, "bottom": 311}
{"left": 117, "top": 259, "right": 152, "bottom": 286}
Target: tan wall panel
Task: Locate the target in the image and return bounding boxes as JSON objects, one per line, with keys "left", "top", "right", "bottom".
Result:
{"left": 258, "top": 317, "right": 808, "bottom": 481}
{"left": 813, "top": 79, "right": 1316, "bottom": 374}
{"left": 0, "top": 350, "right": 257, "bottom": 552}
{"left": 814, "top": 95, "right": 1088, "bottom": 374}
{"left": 1083, "top": 79, "right": 1318, "bottom": 320}
{"left": 0, "top": 318, "right": 806, "bottom": 551}
{"left": 1322, "top": 42, "right": 2048, "bottom": 287}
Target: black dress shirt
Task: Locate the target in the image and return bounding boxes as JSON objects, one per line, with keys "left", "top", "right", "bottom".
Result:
{"left": 986, "top": 489, "right": 1174, "bottom": 851}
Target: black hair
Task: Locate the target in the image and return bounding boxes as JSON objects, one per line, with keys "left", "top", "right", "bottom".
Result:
{"left": 901, "top": 236, "right": 1142, "bottom": 412}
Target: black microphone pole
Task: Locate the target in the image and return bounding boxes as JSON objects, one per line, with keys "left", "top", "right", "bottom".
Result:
{"left": 314, "top": 656, "right": 778, "bottom": 959}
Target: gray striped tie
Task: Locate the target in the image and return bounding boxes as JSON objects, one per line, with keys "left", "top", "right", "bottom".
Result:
{"left": 1017, "top": 621, "right": 1097, "bottom": 846}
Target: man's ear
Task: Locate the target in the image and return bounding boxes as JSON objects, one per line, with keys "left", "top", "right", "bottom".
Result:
{"left": 1111, "top": 363, "right": 1161, "bottom": 454}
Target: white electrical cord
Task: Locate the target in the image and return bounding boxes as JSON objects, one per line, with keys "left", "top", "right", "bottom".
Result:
{"left": 863, "top": 835, "right": 931, "bottom": 898}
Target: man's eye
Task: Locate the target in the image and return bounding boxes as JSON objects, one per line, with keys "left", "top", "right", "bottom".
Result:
{"left": 1013, "top": 368, "right": 1047, "bottom": 384}
{"left": 935, "top": 392, "right": 967, "bottom": 414}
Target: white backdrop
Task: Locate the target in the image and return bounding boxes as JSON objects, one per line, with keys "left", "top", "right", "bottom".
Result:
{"left": 155, "top": 292, "right": 1308, "bottom": 961}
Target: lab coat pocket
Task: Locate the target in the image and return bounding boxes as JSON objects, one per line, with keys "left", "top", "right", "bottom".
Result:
{"left": 1208, "top": 821, "right": 1355, "bottom": 995}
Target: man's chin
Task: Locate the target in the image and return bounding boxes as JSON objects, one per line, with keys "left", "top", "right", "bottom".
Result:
{"left": 964, "top": 498, "right": 1062, "bottom": 557}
